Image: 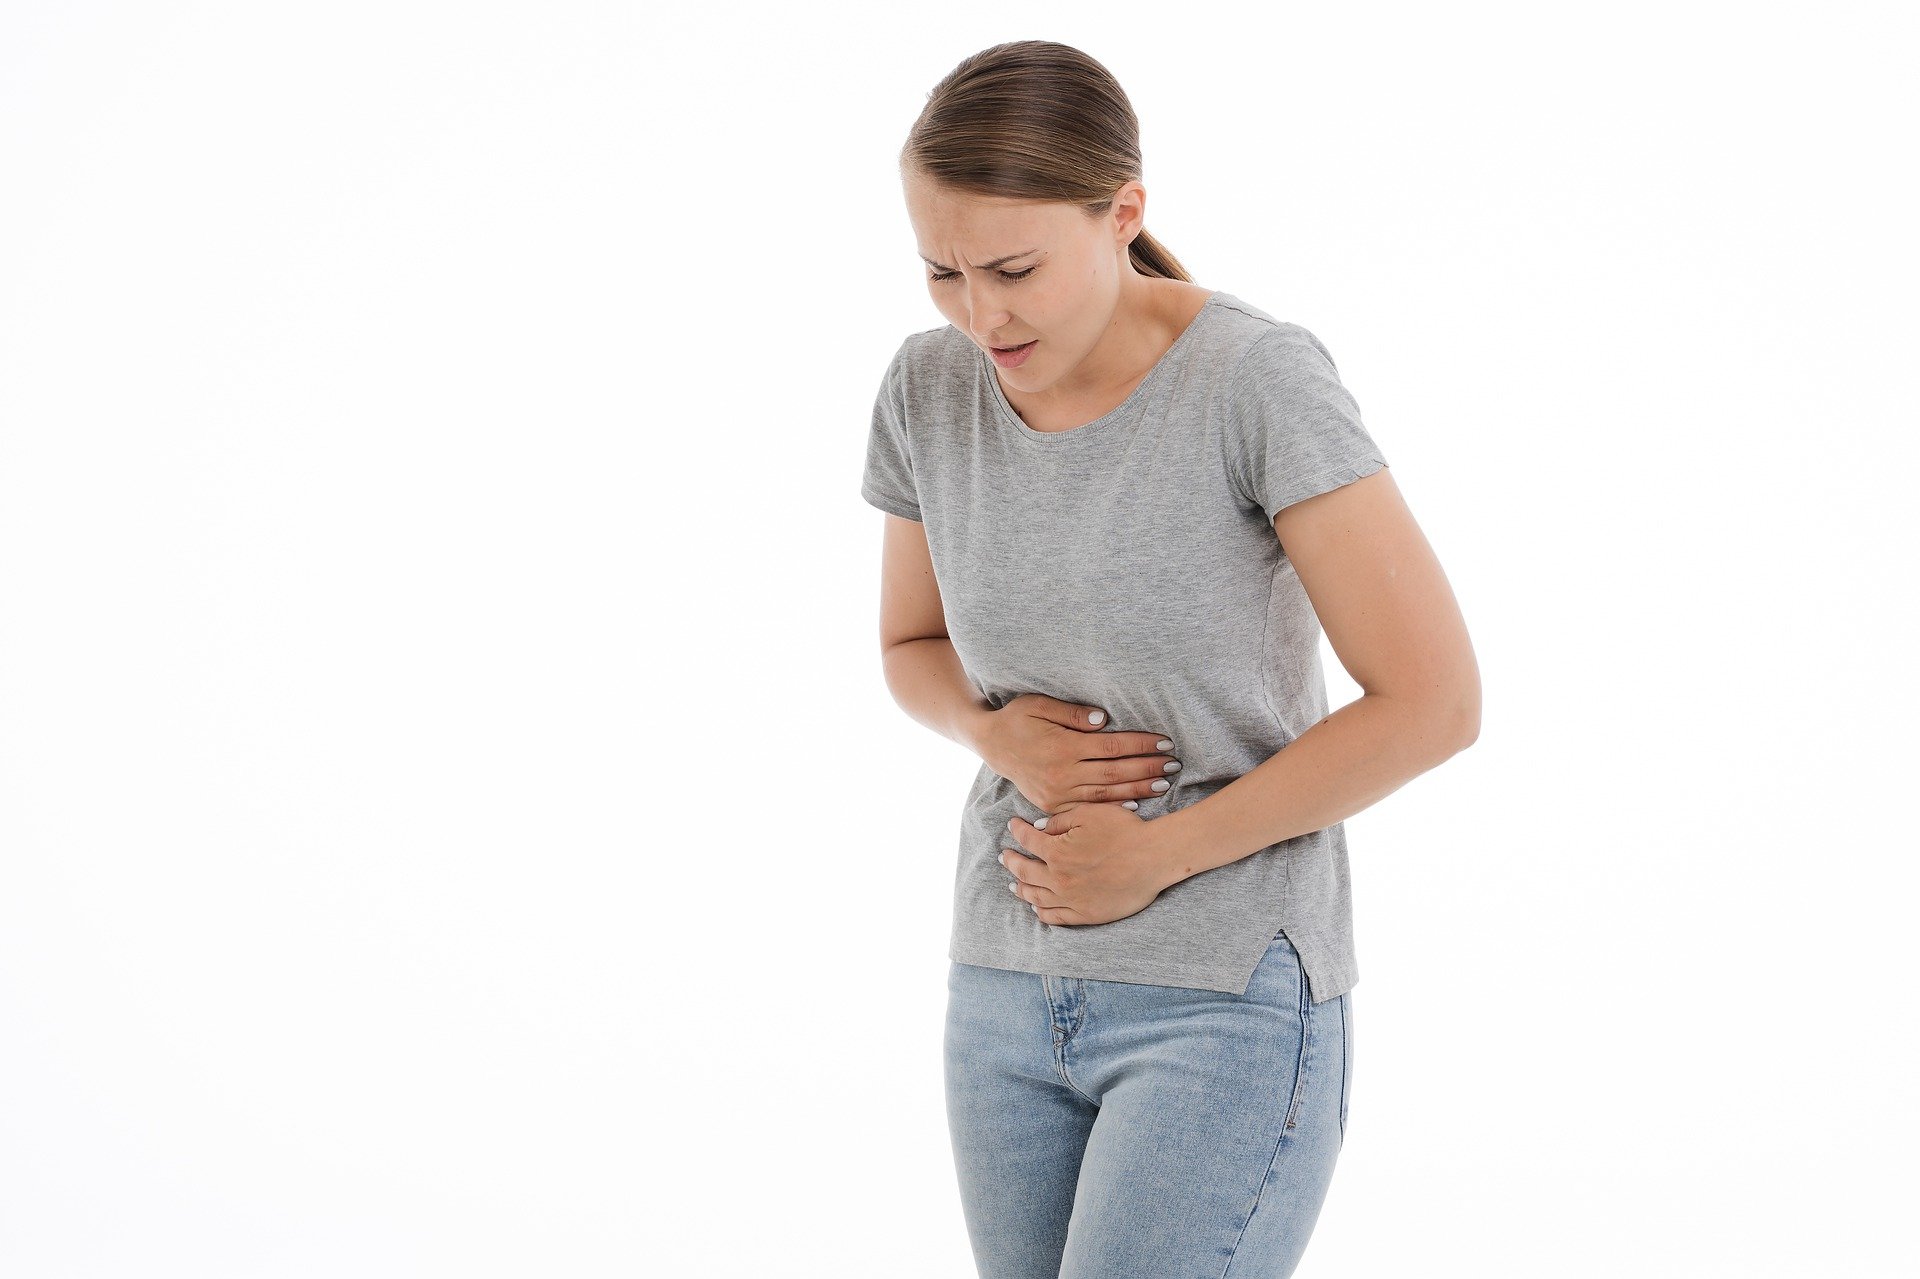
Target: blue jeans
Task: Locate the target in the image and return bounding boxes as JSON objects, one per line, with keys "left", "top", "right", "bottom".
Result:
{"left": 943, "top": 930, "right": 1351, "bottom": 1278}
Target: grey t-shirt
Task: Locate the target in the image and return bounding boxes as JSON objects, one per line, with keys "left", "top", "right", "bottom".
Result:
{"left": 861, "top": 290, "right": 1388, "bottom": 1000}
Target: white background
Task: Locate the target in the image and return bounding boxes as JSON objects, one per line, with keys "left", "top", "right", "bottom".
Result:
{"left": 3, "top": 3, "right": 1915, "bottom": 1276}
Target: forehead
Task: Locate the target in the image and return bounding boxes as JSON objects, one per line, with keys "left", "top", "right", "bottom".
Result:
{"left": 903, "top": 173, "right": 1068, "bottom": 254}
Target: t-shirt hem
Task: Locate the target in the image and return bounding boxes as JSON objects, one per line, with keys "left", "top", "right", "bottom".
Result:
{"left": 948, "top": 937, "right": 1357, "bottom": 1002}
{"left": 1261, "top": 454, "right": 1389, "bottom": 523}
{"left": 1288, "top": 946, "right": 1357, "bottom": 1004}
{"left": 947, "top": 942, "right": 1253, "bottom": 995}
{"left": 860, "top": 484, "right": 922, "bottom": 521}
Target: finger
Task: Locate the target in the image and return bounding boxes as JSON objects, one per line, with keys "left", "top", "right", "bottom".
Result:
{"left": 1007, "top": 814, "right": 1065, "bottom": 843}
{"left": 1033, "top": 699, "right": 1110, "bottom": 732}
{"left": 1051, "top": 798, "right": 1138, "bottom": 812}
{"left": 1001, "top": 844, "right": 1045, "bottom": 875}
{"left": 1001, "top": 852, "right": 1060, "bottom": 901}
{"left": 1020, "top": 809, "right": 1083, "bottom": 834}
{"left": 1066, "top": 777, "right": 1170, "bottom": 805}
{"left": 1068, "top": 757, "right": 1180, "bottom": 803}
{"left": 1101, "top": 755, "right": 1183, "bottom": 788}
{"left": 1083, "top": 731, "right": 1176, "bottom": 760}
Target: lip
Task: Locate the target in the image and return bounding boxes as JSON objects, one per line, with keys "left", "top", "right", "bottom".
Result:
{"left": 989, "top": 339, "right": 1038, "bottom": 369}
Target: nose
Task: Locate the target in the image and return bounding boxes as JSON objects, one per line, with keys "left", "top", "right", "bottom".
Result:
{"left": 963, "top": 280, "right": 1010, "bottom": 340}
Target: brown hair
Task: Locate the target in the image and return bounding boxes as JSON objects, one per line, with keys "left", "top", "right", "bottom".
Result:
{"left": 900, "top": 40, "right": 1192, "bottom": 284}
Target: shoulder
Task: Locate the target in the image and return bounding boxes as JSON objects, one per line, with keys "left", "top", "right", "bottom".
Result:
{"left": 879, "top": 323, "right": 979, "bottom": 411}
{"left": 1200, "top": 293, "right": 1344, "bottom": 397}
{"left": 892, "top": 322, "right": 975, "bottom": 376}
{"left": 1198, "top": 293, "right": 1336, "bottom": 378}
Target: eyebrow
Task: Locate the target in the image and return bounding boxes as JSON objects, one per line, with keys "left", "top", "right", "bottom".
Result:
{"left": 919, "top": 248, "right": 1041, "bottom": 272}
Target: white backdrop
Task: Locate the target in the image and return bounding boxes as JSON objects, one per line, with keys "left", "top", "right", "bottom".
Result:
{"left": 2, "top": 3, "right": 1915, "bottom": 1276}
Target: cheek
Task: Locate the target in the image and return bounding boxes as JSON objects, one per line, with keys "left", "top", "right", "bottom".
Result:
{"left": 934, "top": 297, "right": 977, "bottom": 337}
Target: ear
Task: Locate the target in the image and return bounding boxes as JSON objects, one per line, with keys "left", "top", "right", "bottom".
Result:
{"left": 1110, "top": 179, "right": 1146, "bottom": 248}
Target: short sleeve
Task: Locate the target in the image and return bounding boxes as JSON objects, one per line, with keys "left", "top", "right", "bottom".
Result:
{"left": 859, "top": 342, "right": 922, "bottom": 522}
{"left": 1224, "top": 325, "right": 1388, "bottom": 523}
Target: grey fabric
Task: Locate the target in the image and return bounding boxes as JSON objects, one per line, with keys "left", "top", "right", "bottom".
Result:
{"left": 861, "top": 291, "right": 1387, "bottom": 999}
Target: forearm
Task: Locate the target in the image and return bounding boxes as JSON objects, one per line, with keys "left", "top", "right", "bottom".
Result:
{"left": 1151, "top": 692, "right": 1469, "bottom": 888}
{"left": 881, "top": 637, "right": 996, "bottom": 757}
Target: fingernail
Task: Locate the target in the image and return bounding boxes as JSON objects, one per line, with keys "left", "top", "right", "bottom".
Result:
{"left": 1151, "top": 779, "right": 1170, "bottom": 792}
{"left": 1034, "top": 817, "right": 1048, "bottom": 830}
{"left": 1122, "top": 800, "right": 1138, "bottom": 810}
{"left": 1156, "top": 739, "right": 1173, "bottom": 751}
{"left": 1007, "top": 880, "right": 1019, "bottom": 894}
{"left": 1163, "top": 760, "right": 1181, "bottom": 773}
{"left": 1089, "top": 711, "right": 1105, "bottom": 725}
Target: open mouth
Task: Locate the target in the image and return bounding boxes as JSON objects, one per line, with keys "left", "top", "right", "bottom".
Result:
{"left": 988, "top": 339, "right": 1038, "bottom": 368}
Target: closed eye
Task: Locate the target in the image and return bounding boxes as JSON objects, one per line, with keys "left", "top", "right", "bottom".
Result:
{"left": 929, "top": 266, "right": 1037, "bottom": 284}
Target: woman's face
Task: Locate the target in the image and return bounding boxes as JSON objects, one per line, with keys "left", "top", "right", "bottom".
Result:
{"left": 903, "top": 167, "right": 1143, "bottom": 393}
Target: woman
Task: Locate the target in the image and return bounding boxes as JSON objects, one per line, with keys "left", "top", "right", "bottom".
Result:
{"left": 863, "top": 40, "right": 1479, "bottom": 1279}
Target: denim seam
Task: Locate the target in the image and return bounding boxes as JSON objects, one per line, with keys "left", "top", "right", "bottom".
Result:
{"left": 1337, "top": 993, "right": 1350, "bottom": 1147}
{"left": 1048, "top": 976, "right": 1099, "bottom": 1107}
{"left": 1281, "top": 946, "right": 1312, "bottom": 1132}
{"left": 1218, "top": 947, "right": 1313, "bottom": 1277}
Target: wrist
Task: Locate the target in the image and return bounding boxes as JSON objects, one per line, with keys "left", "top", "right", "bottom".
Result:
{"left": 1146, "top": 804, "right": 1198, "bottom": 892}
{"left": 956, "top": 701, "right": 1000, "bottom": 763}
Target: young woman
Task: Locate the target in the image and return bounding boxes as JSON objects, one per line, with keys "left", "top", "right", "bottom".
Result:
{"left": 863, "top": 40, "right": 1479, "bottom": 1279}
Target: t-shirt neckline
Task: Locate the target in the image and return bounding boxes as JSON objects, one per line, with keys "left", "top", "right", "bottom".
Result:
{"left": 982, "top": 289, "right": 1226, "bottom": 443}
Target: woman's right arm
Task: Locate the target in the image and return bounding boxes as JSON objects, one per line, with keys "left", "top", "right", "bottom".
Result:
{"left": 874, "top": 514, "right": 1180, "bottom": 810}
{"left": 876, "top": 512, "right": 997, "bottom": 756}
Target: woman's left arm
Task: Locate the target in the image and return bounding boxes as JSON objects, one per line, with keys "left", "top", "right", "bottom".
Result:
{"left": 1147, "top": 467, "right": 1480, "bottom": 889}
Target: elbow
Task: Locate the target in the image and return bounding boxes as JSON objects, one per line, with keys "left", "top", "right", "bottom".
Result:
{"left": 1449, "top": 695, "right": 1480, "bottom": 753}
{"left": 1442, "top": 657, "right": 1481, "bottom": 754}
{"left": 1367, "top": 689, "right": 1476, "bottom": 763}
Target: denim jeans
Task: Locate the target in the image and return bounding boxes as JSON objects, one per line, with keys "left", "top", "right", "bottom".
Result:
{"left": 943, "top": 930, "right": 1350, "bottom": 1279}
